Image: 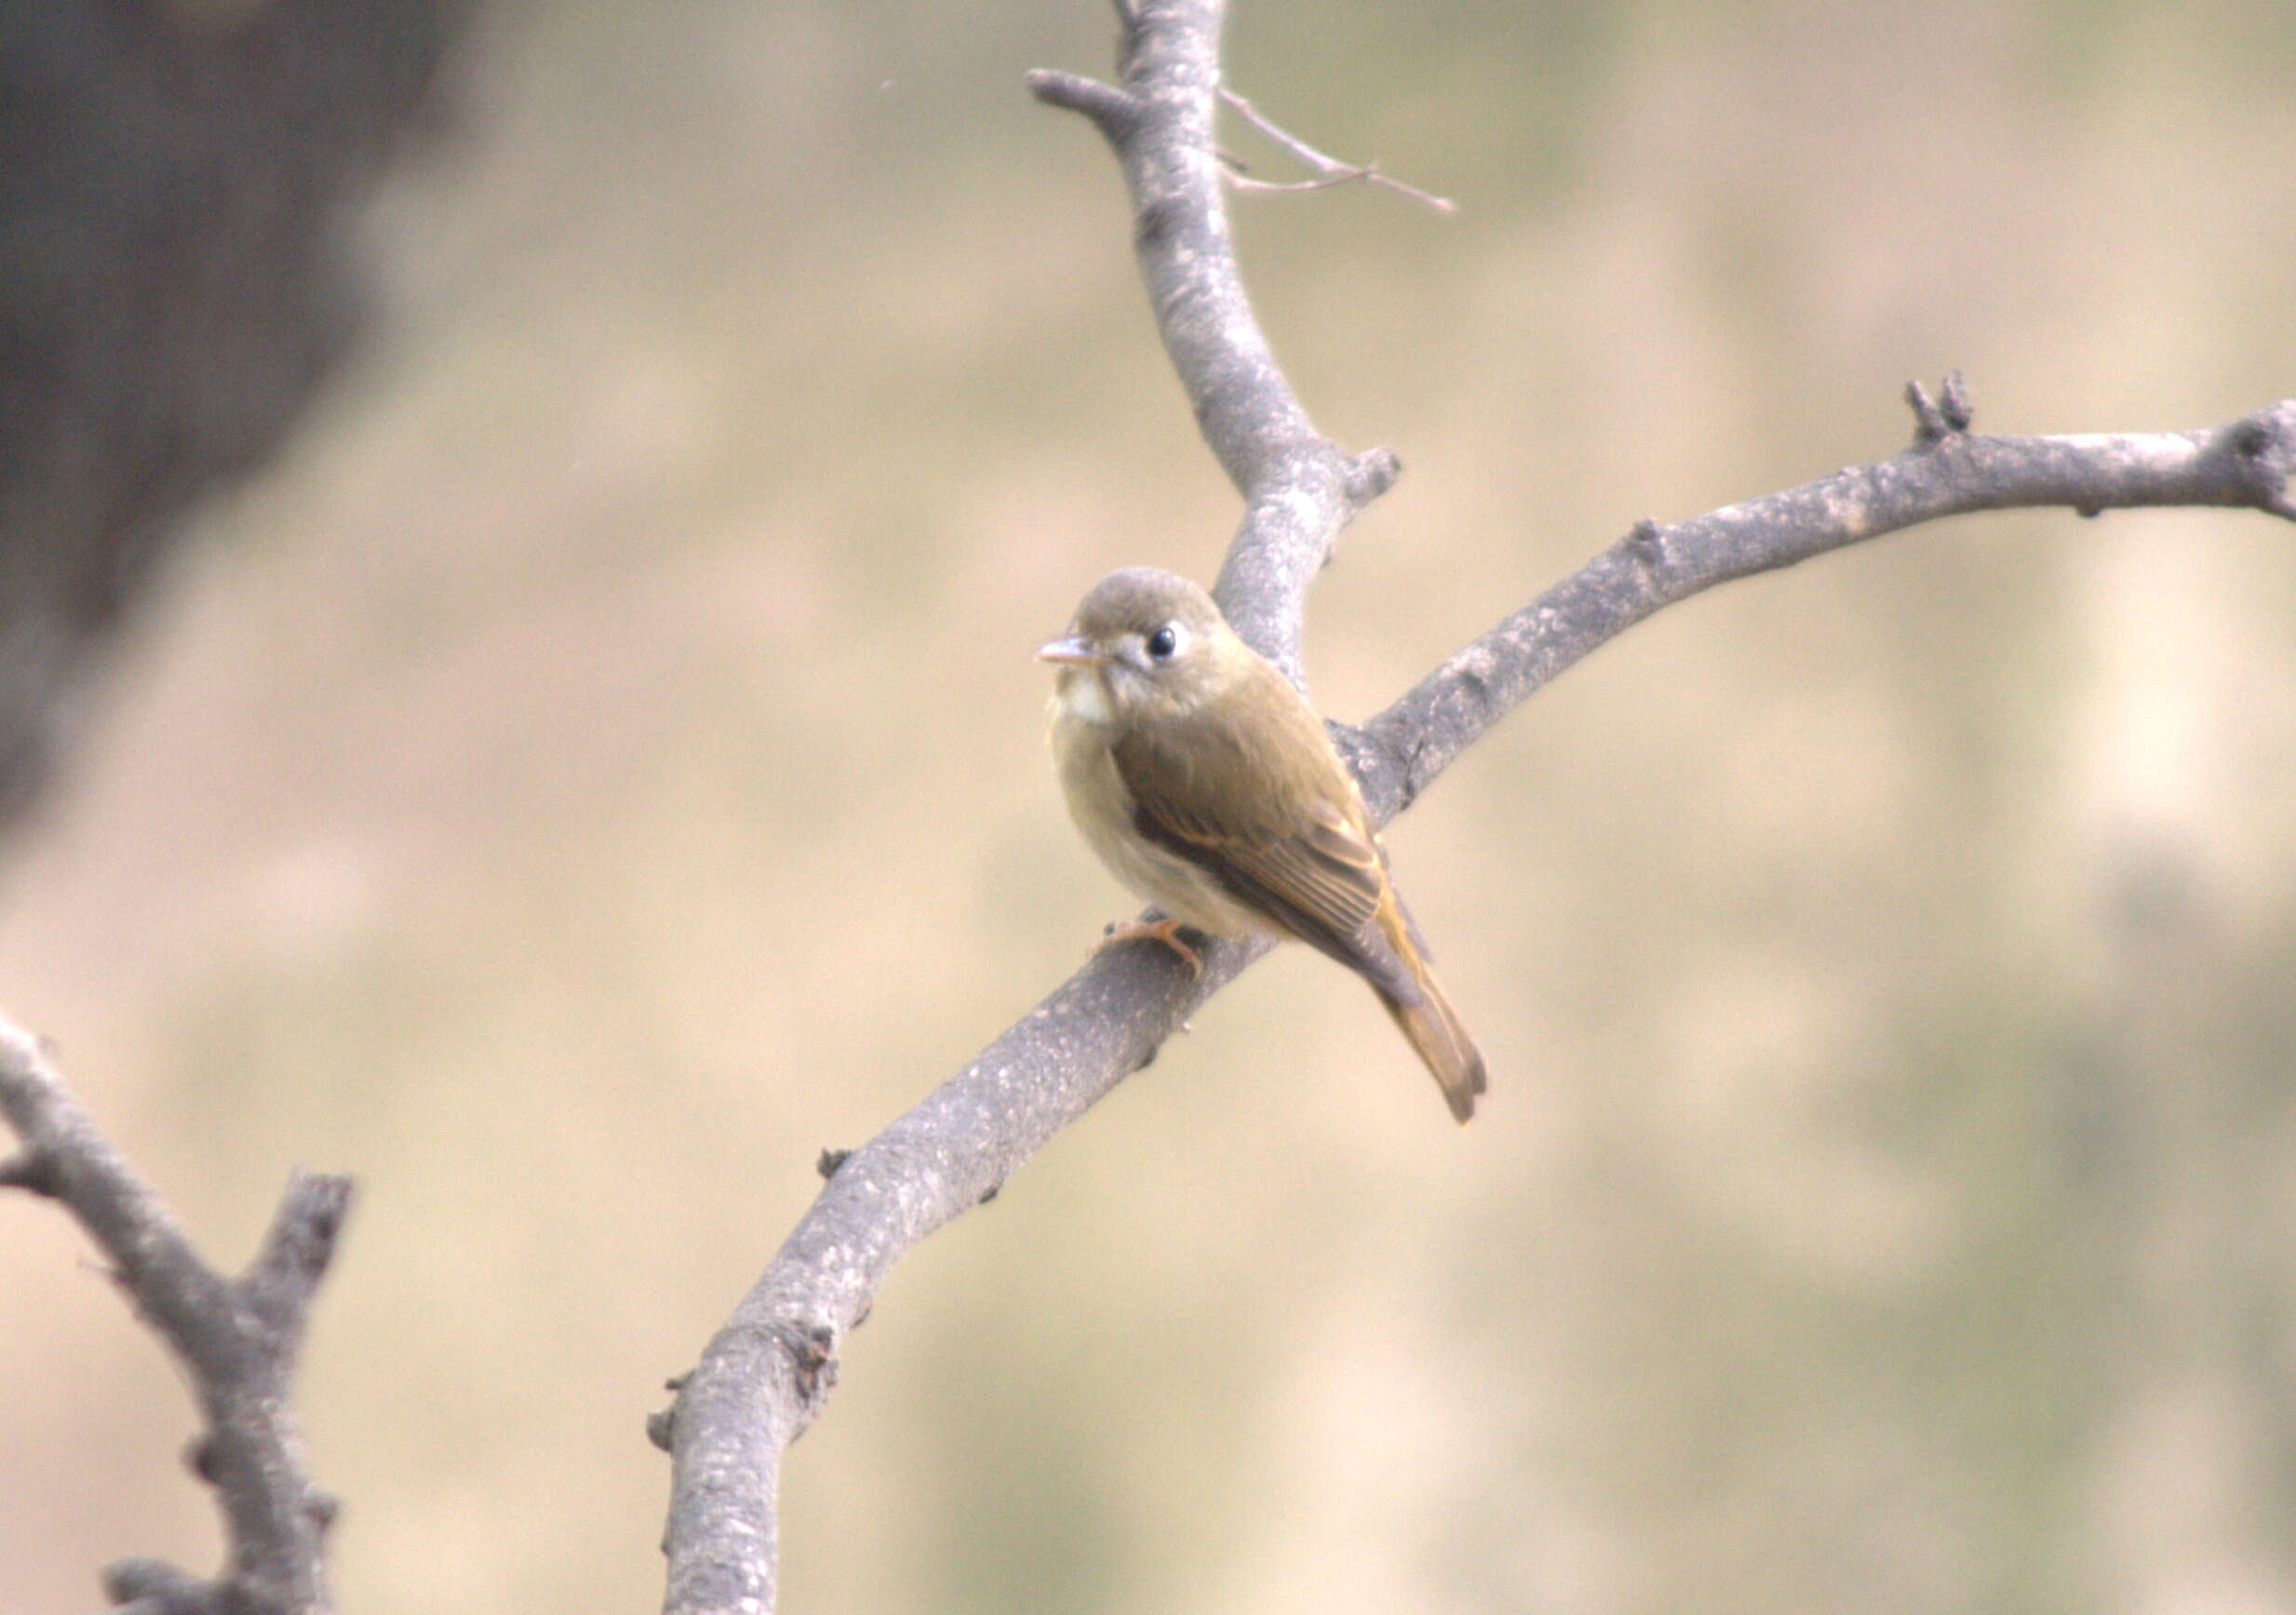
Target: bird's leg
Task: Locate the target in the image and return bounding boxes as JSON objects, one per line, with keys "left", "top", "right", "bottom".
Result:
{"left": 1095, "top": 913, "right": 1204, "bottom": 978}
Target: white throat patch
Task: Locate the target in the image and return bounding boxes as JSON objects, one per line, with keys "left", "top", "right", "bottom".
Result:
{"left": 1057, "top": 671, "right": 1116, "bottom": 728}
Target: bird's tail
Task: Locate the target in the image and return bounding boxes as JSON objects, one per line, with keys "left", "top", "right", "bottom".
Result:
{"left": 1375, "top": 901, "right": 1488, "bottom": 1124}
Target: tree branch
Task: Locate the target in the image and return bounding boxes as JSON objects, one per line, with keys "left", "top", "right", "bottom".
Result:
{"left": 1027, "top": 0, "right": 1400, "bottom": 688}
{"left": 1356, "top": 388, "right": 2296, "bottom": 818}
{"left": 0, "top": 1014, "right": 351, "bottom": 1615}
{"left": 656, "top": 5, "right": 2296, "bottom": 1610}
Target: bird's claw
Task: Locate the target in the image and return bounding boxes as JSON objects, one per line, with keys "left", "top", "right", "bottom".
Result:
{"left": 1094, "top": 915, "right": 1204, "bottom": 977}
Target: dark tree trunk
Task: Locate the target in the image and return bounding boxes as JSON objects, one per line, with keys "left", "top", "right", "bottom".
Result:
{"left": 0, "top": 0, "right": 473, "bottom": 822}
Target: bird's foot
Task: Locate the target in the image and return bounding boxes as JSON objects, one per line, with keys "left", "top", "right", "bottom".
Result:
{"left": 1096, "top": 914, "right": 1204, "bottom": 977}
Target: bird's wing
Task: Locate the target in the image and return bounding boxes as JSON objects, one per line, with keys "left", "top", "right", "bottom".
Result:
{"left": 1111, "top": 702, "right": 1420, "bottom": 1005}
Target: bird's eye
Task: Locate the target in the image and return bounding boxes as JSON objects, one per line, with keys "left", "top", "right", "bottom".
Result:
{"left": 1147, "top": 624, "right": 1181, "bottom": 660}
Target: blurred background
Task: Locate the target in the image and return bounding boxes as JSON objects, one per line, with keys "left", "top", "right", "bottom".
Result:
{"left": 4, "top": 1, "right": 2295, "bottom": 1610}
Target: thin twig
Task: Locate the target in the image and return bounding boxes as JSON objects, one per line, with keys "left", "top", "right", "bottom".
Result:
{"left": 1906, "top": 369, "right": 1976, "bottom": 446}
{"left": 1219, "top": 87, "right": 1456, "bottom": 214}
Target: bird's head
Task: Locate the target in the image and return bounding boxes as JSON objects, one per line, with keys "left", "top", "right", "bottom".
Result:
{"left": 1038, "top": 567, "right": 1244, "bottom": 727}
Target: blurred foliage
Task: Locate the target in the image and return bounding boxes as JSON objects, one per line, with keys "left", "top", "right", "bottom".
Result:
{"left": 2, "top": 2, "right": 2294, "bottom": 1612}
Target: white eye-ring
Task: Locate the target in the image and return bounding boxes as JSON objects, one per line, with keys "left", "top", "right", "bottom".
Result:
{"left": 1146, "top": 622, "right": 1185, "bottom": 661}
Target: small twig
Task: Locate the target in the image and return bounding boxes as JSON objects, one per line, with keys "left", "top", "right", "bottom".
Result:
{"left": 1024, "top": 67, "right": 1141, "bottom": 139}
{"left": 1224, "top": 162, "right": 1403, "bottom": 204}
{"left": 0, "top": 1014, "right": 351, "bottom": 1615}
{"left": 1906, "top": 370, "right": 1975, "bottom": 447}
{"left": 0, "top": 1147, "right": 56, "bottom": 1193}
{"left": 1219, "top": 87, "right": 1456, "bottom": 214}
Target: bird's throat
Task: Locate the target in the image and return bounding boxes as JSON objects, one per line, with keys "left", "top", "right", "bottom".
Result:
{"left": 1054, "top": 668, "right": 1116, "bottom": 728}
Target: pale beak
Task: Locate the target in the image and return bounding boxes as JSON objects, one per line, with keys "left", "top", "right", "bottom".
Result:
{"left": 1037, "top": 636, "right": 1108, "bottom": 666}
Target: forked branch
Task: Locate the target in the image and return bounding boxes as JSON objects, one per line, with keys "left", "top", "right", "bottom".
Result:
{"left": 656, "top": 2, "right": 2296, "bottom": 1610}
{"left": 0, "top": 1015, "right": 351, "bottom": 1615}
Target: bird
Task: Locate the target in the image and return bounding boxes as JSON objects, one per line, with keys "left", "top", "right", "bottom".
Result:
{"left": 1040, "top": 566, "right": 1487, "bottom": 1123}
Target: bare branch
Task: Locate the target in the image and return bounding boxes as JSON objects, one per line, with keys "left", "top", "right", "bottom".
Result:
{"left": 657, "top": 6, "right": 2296, "bottom": 1612}
{"left": 0, "top": 1015, "right": 351, "bottom": 1615}
{"left": 1218, "top": 87, "right": 1457, "bottom": 214}
{"left": 659, "top": 933, "right": 1272, "bottom": 1614}
{"left": 1357, "top": 388, "right": 2296, "bottom": 818}
{"left": 1028, "top": 0, "right": 1389, "bottom": 687}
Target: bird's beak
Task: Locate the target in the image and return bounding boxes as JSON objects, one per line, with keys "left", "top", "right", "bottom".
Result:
{"left": 1037, "top": 636, "right": 1108, "bottom": 666}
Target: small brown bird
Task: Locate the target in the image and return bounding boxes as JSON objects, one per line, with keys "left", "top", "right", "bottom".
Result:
{"left": 1041, "top": 567, "right": 1487, "bottom": 1123}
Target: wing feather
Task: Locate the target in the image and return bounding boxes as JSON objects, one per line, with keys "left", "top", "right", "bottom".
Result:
{"left": 1111, "top": 685, "right": 1418, "bottom": 1003}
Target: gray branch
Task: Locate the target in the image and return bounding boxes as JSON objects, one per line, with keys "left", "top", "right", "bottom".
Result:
{"left": 655, "top": 2, "right": 2296, "bottom": 1610}
{"left": 1027, "top": 0, "right": 1399, "bottom": 688}
{"left": 0, "top": 1015, "right": 352, "bottom": 1615}
{"left": 1356, "top": 389, "right": 2296, "bottom": 821}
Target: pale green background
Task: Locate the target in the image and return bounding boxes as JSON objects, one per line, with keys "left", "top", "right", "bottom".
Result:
{"left": 4, "top": 2, "right": 2294, "bottom": 1611}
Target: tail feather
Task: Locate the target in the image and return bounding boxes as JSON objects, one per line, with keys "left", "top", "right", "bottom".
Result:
{"left": 1357, "top": 870, "right": 1489, "bottom": 1123}
{"left": 1380, "top": 966, "right": 1487, "bottom": 1124}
